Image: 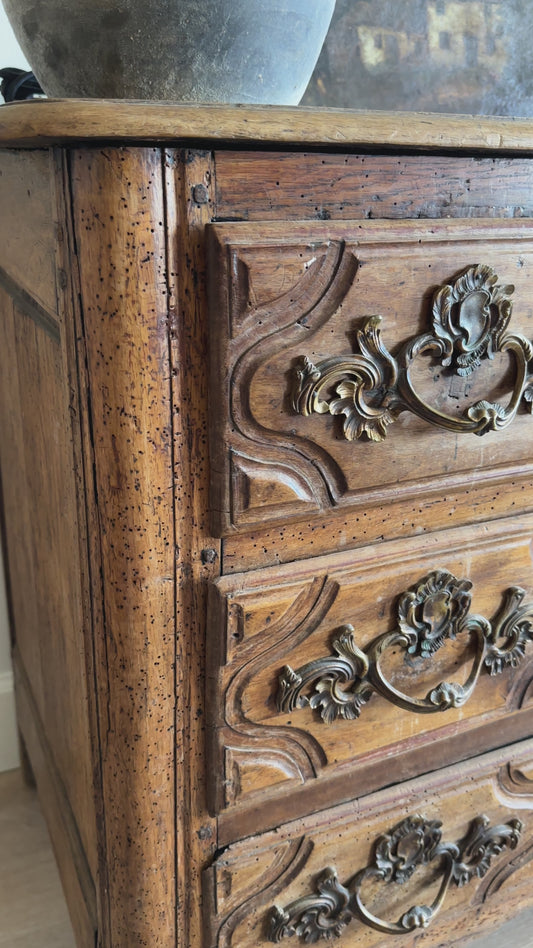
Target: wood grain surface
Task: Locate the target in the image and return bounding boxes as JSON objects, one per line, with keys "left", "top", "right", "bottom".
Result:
{"left": 2, "top": 100, "right": 533, "bottom": 153}
{"left": 0, "top": 299, "right": 96, "bottom": 869}
{"left": 0, "top": 769, "right": 76, "bottom": 948}
{"left": 12, "top": 654, "right": 97, "bottom": 948}
{"left": 69, "top": 147, "right": 177, "bottom": 947}
{"left": 0, "top": 148, "right": 99, "bottom": 945}
{"left": 208, "top": 516, "right": 533, "bottom": 825}
{"left": 208, "top": 218, "right": 533, "bottom": 548}
{"left": 205, "top": 739, "right": 533, "bottom": 948}
{"left": 163, "top": 147, "right": 220, "bottom": 948}
{"left": 1, "top": 109, "right": 533, "bottom": 948}
{"left": 214, "top": 151, "right": 533, "bottom": 222}
{"left": 0, "top": 149, "right": 58, "bottom": 316}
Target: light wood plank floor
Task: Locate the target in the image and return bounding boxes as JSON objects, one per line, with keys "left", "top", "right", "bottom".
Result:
{"left": 1, "top": 766, "right": 533, "bottom": 947}
{"left": 0, "top": 768, "right": 75, "bottom": 947}
{"left": 465, "top": 907, "right": 533, "bottom": 947}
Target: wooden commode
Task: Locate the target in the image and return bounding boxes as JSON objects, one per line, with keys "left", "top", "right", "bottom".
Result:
{"left": 0, "top": 100, "right": 533, "bottom": 947}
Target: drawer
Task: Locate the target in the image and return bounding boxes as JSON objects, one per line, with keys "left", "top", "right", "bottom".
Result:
{"left": 204, "top": 738, "right": 533, "bottom": 948}
{"left": 207, "top": 218, "right": 533, "bottom": 555}
{"left": 207, "top": 515, "right": 533, "bottom": 834}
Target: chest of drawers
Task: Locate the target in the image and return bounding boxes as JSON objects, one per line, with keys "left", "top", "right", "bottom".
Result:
{"left": 1, "top": 100, "right": 533, "bottom": 948}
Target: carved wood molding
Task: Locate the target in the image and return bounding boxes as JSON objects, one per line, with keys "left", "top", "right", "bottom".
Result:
{"left": 222, "top": 745, "right": 313, "bottom": 807}
{"left": 208, "top": 836, "right": 314, "bottom": 948}
{"left": 210, "top": 576, "right": 340, "bottom": 810}
{"left": 210, "top": 226, "right": 533, "bottom": 539}
{"left": 506, "top": 659, "right": 533, "bottom": 709}
{"left": 467, "top": 762, "right": 533, "bottom": 905}
{"left": 277, "top": 570, "right": 533, "bottom": 723}
{"left": 226, "top": 240, "right": 357, "bottom": 340}
{"left": 228, "top": 239, "right": 358, "bottom": 499}
{"left": 268, "top": 813, "right": 522, "bottom": 942}
{"left": 209, "top": 235, "right": 360, "bottom": 532}
{"left": 473, "top": 838, "right": 533, "bottom": 906}
{"left": 293, "top": 264, "right": 533, "bottom": 441}
{"left": 499, "top": 763, "right": 533, "bottom": 799}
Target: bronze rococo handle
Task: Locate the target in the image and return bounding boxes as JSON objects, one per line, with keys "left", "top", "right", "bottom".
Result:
{"left": 277, "top": 570, "right": 533, "bottom": 723}
{"left": 292, "top": 264, "right": 533, "bottom": 441}
{"left": 268, "top": 813, "right": 522, "bottom": 942}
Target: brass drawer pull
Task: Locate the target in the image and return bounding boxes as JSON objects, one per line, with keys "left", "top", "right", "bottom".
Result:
{"left": 269, "top": 813, "right": 522, "bottom": 941}
{"left": 277, "top": 570, "right": 533, "bottom": 722}
{"left": 292, "top": 264, "right": 533, "bottom": 441}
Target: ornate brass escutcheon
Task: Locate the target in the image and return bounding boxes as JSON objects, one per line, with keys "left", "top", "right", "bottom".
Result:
{"left": 277, "top": 570, "right": 533, "bottom": 723}
{"left": 292, "top": 264, "right": 533, "bottom": 440}
{"left": 268, "top": 813, "right": 522, "bottom": 941}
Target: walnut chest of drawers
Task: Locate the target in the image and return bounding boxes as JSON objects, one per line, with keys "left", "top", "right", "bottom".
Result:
{"left": 1, "top": 101, "right": 533, "bottom": 948}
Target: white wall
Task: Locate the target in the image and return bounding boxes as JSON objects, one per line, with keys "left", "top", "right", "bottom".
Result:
{"left": 0, "top": 3, "right": 29, "bottom": 771}
{"left": 0, "top": 4, "right": 30, "bottom": 70}
{"left": 0, "top": 544, "right": 18, "bottom": 772}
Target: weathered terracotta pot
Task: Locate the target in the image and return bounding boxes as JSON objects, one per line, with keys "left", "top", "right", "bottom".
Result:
{"left": 3, "top": 0, "right": 336, "bottom": 104}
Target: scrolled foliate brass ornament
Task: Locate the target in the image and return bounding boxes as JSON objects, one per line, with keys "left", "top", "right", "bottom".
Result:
{"left": 292, "top": 264, "right": 533, "bottom": 440}
{"left": 277, "top": 570, "right": 533, "bottom": 722}
{"left": 268, "top": 813, "right": 522, "bottom": 941}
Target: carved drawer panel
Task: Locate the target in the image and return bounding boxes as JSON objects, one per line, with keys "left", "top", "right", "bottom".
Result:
{"left": 207, "top": 515, "right": 533, "bottom": 828}
{"left": 204, "top": 738, "right": 533, "bottom": 948}
{"left": 207, "top": 219, "right": 533, "bottom": 543}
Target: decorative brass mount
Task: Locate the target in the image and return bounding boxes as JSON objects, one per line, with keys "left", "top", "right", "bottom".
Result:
{"left": 292, "top": 265, "right": 533, "bottom": 440}
{"left": 277, "top": 570, "right": 533, "bottom": 722}
{"left": 268, "top": 813, "right": 522, "bottom": 941}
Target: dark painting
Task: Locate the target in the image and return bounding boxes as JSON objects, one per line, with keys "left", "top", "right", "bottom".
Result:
{"left": 303, "top": 0, "right": 533, "bottom": 116}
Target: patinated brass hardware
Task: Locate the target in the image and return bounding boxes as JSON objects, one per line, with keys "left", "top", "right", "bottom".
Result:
{"left": 268, "top": 813, "right": 522, "bottom": 941}
{"left": 292, "top": 264, "right": 533, "bottom": 440}
{"left": 277, "top": 570, "right": 533, "bottom": 722}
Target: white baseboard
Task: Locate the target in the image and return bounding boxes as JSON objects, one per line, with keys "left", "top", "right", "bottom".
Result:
{"left": 0, "top": 670, "right": 20, "bottom": 772}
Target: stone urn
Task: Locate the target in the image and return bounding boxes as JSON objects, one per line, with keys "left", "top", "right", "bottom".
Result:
{"left": 2, "top": 0, "right": 336, "bottom": 104}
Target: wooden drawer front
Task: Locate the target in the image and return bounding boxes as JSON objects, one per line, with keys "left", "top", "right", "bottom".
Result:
{"left": 207, "top": 516, "right": 533, "bottom": 825}
{"left": 208, "top": 218, "right": 533, "bottom": 541}
{"left": 204, "top": 739, "right": 533, "bottom": 948}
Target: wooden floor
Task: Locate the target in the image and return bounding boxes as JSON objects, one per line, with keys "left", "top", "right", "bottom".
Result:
{"left": 465, "top": 909, "right": 533, "bottom": 947}
{"left": 0, "top": 765, "right": 532, "bottom": 947}
{"left": 0, "top": 768, "right": 75, "bottom": 947}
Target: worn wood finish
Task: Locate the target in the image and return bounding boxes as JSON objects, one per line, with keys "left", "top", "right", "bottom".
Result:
{"left": 69, "top": 146, "right": 177, "bottom": 948}
{"left": 207, "top": 516, "right": 533, "bottom": 822}
{"left": 164, "top": 148, "right": 220, "bottom": 948}
{"left": 214, "top": 151, "right": 533, "bottom": 222}
{"left": 205, "top": 738, "right": 533, "bottom": 948}
{"left": 51, "top": 145, "right": 106, "bottom": 942}
{"left": 5, "top": 101, "right": 533, "bottom": 153}
{"left": 221, "top": 470, "right": 533, "bottom": 572}
{"left": 208, "top": 218, "right": 533, "bottom": 544}
{"left": 0, "top": 266, "right": 97, "bottom": 890}
{"left": 0, "top": 148, "right": 99, "bottom": 944}
{"left": 1, "top": 104, "right": 533, "bottom": 948}
{"left": 0, "top": 149, "right": 58, "bottom": 317}
{"left": 0, "top": 299, "right": 96, "bottom": 873}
